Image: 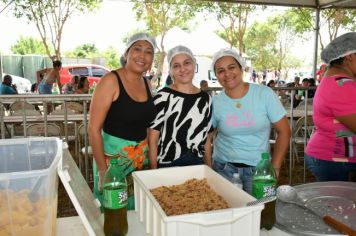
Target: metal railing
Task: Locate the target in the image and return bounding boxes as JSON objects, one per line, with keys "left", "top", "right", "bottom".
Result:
{"left": 0, "top": 86, "right": 316, "bottom": 185}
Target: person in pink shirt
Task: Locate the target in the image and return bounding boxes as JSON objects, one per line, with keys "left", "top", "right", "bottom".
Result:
{"left": 305, "top": 32, "right": 356, "bottom": 181}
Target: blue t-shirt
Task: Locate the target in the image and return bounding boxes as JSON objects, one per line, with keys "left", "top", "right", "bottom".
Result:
{"left": 0, "top": 84, "right": 17, "bottom": 95}
{"left": 212, "top": 83, "right": 286, "bottom": 166}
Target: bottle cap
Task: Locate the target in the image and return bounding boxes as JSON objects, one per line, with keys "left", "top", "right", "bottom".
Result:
{"left": 233, "top": 173, "right": 239, "bottom": 178}
{"left": 262, "top": 152, "right": 269, "bottom": 160}
{"left": 110, "top": 158, "right": 118, "bottom": 164}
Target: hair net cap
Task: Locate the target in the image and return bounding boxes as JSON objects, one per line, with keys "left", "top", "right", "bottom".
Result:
{"left": 321, "top": 32, "right": 356, "bottom": 65}
{"left": 167, "top": 45, "right": 196, "bottom": 66}
{"left": 211, "top": 48, "right": 246, "bottom": 73}
{"left": 124, "top": 32, "right": 157, "bottom": 53}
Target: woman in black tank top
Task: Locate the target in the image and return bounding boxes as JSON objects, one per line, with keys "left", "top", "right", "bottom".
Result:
{"left": 88, "top": 33, "right": 157, "bottom": 210}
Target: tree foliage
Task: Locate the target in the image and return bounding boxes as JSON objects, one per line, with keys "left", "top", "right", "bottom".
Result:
{"left": 245, "top": 14, "right": 301, "bottom": 73}
{"left": 64, "top": 43, "right": 98, "bottom": 58}
{"left": 207, "top": 2, "right": 258, "bottom": 54}
{"left": 131, "top": 0, "right": 203, "bottom": 78}
{"left": 10, "top": 36, "right": 49, "bottom": 55}
{"left": 3, "top": 0, "right": 101, "bottom": 61}
{"left": 286, "top": 8, "right": 356, "bottom": 50}
{"left": 101, "top": 46, "right": 120, "bottom": 70}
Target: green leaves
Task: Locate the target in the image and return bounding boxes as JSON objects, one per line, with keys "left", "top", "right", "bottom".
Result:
{"left": 10, "top": 36, "right": 51, "bottom": 55}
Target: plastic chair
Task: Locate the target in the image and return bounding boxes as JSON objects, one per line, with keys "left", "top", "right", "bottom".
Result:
{"left": 9, "top": 101, "right": 41, "bottom": 116}
{"left": 292, "top": 116, "right": 314, "bottom": 162}
{"left": 61, "top": 102, "right": 84, "bottom": 114}
{"left": 9, "top": 101, "right": 36, "bottom": 111}
{"left": 26, "top": 123, "right": 62, "bottom": 138}
{"left": 78, "top": 123, "right": 92, "bottom": 181}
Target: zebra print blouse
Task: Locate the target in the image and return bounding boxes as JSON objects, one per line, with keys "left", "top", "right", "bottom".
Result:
{"left": 150, "top": 87, "right": 212, "bottom": 165}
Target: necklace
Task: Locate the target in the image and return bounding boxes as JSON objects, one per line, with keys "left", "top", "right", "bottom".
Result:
{"left": 236, "top": 101, "right": 242, "bottom": 109}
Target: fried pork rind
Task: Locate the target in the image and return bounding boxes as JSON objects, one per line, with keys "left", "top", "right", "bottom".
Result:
{"left": 0, "top": 189, "right": 48, "bottom": 236}
{"left": 150, "top": 178, "right": 229, "bottom": 216}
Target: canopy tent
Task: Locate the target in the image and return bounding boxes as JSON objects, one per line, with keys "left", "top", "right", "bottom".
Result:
{"left": 201, "top": 0, "right": 356, "bottom": 9}
{"left": 198, "top": 0, "right": 356, "bottom": 78}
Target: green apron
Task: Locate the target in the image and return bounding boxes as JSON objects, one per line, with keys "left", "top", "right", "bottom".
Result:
{"left": 93, "top": 131, "right": 149, "bottom": 211}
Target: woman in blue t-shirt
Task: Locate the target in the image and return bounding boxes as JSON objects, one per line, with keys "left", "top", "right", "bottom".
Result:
{"left": 205, "top": 48, "right": 291, "bottom": 194}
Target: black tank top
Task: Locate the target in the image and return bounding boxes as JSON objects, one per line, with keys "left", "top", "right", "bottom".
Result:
{"left": 103, "top": 71, "right": 156, "bottom": 141}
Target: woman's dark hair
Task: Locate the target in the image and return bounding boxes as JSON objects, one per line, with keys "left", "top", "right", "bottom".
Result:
{"left": 52, "top": 60, "right": 62, "bottom": 68}
{"left": 77, "top": 76, "right": 88, "bottom": 89}
{"left": 72, "top": 75, "right": 79, "bottom": 84}
{"left": 329, "top": 57, "right": 344, "bottom": 66}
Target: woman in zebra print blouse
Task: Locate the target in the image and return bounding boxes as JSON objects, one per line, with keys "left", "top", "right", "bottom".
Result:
{"left": 148, "top": 45, "right": 213, "bottom": 169}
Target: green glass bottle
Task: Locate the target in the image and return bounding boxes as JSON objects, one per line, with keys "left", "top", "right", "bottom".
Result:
{"left": 252, "top": 152, "right": 277, "bottom": 230}
{"left": 103, "top": 159, "right": 128, "bottom": 236}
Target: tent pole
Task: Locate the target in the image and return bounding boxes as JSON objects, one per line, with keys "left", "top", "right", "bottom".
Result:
{"left": 312, "top": 7, "right": 320, "bottom": 79}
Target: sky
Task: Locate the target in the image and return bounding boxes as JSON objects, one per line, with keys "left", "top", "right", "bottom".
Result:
{"left": 0, "top": 1, "right": 146, "bottom": 53}
{"left": 0, "top": 1, "right": 316, "bottom": 65}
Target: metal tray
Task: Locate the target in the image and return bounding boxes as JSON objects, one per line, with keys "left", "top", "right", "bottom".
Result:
{"left": 275, "top": 182, "right": 356, "bottom": 236}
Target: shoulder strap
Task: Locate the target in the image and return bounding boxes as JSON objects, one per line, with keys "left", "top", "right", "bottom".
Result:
{"left": 142, "top": 77, "right": 152, "bottom": 98}
{"left": 111, "top": 70, "right": 125, "bottom": 89}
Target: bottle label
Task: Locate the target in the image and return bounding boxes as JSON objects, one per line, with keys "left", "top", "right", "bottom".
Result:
{"left": 103, "top": 187, "right": 128, "bottom": 209}
{"left": 252, "top": 180, "right": 276, "bottom": 199}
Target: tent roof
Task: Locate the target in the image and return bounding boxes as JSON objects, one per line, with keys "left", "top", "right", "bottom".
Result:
{"left": 202, "top": 0, "right": 356, "bottom": 9}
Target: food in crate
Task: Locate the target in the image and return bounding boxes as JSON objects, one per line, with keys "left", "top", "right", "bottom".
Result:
{"left": 0, "top": 189, "right": 54, "bottom": 236}
{"left": 150, "top": 178, "right": 229, "bottom": 216}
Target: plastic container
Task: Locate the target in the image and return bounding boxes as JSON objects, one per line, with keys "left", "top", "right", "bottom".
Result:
{"left": 0, "top": 137, "right": 62, "bottom": 236}
{"left": 132, "top": 165, "right": 264, "bottom": 236}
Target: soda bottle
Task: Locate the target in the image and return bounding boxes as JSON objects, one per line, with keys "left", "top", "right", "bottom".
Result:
{"left": 103, "top": 158, "right": 128, "bottom": 236}
{"left": 252, "top": 152, "right": 277, "bottom": 230}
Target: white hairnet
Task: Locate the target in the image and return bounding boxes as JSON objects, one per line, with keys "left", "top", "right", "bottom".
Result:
{"left": 124, "top": 32, "right": 156, "bottom": 54}
{"left": 321, "top": 32, "right": 356, "bottom": 65}
{"left": 167, "top": 45, "right": 196, "bottom": 66}
{"left": 211, "top": 48, "right": 246, "bottom": 74}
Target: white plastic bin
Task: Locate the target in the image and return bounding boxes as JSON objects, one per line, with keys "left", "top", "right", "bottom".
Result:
{"left": 133, "top": 165, "right": 264, "bottom": 236}
{"left": 0, "top": 137, "right": 62, "bottom": 236}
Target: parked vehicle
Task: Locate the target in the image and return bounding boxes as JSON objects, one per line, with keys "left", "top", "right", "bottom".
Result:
{"left": 59, "top": 64, "right": 110, "bottom": 86}
{"left": 2, "top": 73, "right": 32, "bottom": 94}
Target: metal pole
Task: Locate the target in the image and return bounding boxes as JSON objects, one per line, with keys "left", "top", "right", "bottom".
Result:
{"left": 312, "top": 8, "right": 320, "bottom": 79}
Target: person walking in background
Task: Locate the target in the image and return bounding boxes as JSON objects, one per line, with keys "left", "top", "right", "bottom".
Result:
{"left": 0, "top": 75, "right": 18, "bottom": 95}
{"left": 205, "top": 48, "right": 291, "bottom": 194}
{"left": 74, "top": 76, "right": 89, "bottom": 94}
{"left": 88, "top": 32, "right": 157, "bottom": 210}
{"left": 37, "top": 60, "right": 62, "bottom": 94}
{"left": 267, "top": 79, "right": 276, "bottom": 87}
{"left": 305, "top": 32, "right": 356, "bottom": 181}
{"left": 148, "top": 45, "right": 213, "bottom": 169}
{"left": 62, "top": 75, "right": 79, "bottom": 94}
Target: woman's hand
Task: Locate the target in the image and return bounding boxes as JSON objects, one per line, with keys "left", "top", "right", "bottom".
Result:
{"left": 148, "top": 128, "right": 160, "bottom": 169}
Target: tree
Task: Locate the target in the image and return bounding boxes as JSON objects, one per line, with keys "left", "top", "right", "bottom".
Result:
{"left": 287, "top": 8, "right": 356, "bottom": 50}
{"left": 207, "top": 2, "right": 257, "bottom": 54}
{"left": 131, "top": 0, "right": 202, "bottom": 81}
{"left": 101, "top": 46, "right": 120, "bottom": 70}
{"left": 3, "top": 0, "right": 101, "bottom": 61}
{"left": 11, "top": 36, "right": 49, "bottom": 55}
{"left": 65, "top": 43, "right": 98, "bottom": 58}
{"left": 245, "top": 14, "right": 301, "bottom": 76}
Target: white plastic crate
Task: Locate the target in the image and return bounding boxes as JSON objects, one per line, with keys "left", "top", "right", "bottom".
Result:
{"left": 0, "top": 137, "right": 62, "bottom": 236}
{"left": 132, "top": 165, "right": 264, "bottom": 236}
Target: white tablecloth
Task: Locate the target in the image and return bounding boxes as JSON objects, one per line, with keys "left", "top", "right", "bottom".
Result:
{"left": 57, "top": 211, "right": 291, "bottom": 236}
